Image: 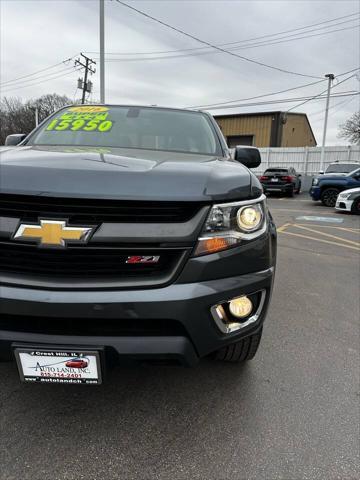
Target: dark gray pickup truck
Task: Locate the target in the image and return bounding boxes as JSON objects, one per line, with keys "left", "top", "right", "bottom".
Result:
{"left": 0, "top": 105, "right": 276, "bottom": 384}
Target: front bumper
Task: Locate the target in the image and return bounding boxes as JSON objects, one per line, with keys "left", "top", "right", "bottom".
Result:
{"left": 0, "top": 267, "right": 274, "bottom": 366}
{"left": 262, "top": 183, "right": 293, "bottom": 193}
{"left": 335, "top": 197, "right": 352, "bottom": 212}
{"left": 310, "top": 186, "right": 321, "bottom": 201}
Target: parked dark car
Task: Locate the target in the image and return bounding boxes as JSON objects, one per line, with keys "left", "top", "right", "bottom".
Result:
{"left": 310, "top": 167, "right": 360, "bottom": 207}
{"left": 0, "top": 105, "right": 277, "bottom": 384}
{"left": 259, "top": 167, "right": 301, "bottom": 196}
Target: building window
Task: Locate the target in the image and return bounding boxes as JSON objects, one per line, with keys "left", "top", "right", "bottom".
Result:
{"left": 226, "top": 135, "right": 254, "bottom": 148}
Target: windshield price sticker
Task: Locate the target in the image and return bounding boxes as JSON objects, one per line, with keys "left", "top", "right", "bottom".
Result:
{"left": 46, "top": 107, "right": 113, "bottom": 132}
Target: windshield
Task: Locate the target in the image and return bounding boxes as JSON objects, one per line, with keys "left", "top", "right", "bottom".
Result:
{"left": 29, "top": 105, "right": 221, "bottom": 155}
{"left": 325, "top": 163, "right": 359, "bottom": 173}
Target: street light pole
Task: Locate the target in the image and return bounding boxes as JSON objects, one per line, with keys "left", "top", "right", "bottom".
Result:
{"left": 99, "top": 0, "right": 105, "bottom": 103}
{"left": 319, "top": 73, "right": 334, "bottom": 172}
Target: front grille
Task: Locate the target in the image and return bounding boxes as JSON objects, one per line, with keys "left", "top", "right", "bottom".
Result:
{"left": 0, "top": 241, "right": 185, "bottom": 279}
{"left": 0, "top": 194, "right": 202, "bottom": 223}
{"left": 0, "top": 314, "right": 188, "bottom": 337}
{"left": 0, "top": 194, "right": 200, "bottom": 287}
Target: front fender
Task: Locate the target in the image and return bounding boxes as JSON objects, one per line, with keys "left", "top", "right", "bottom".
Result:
{"left": 319, "top": 180, "right": 348, "bottom": 191}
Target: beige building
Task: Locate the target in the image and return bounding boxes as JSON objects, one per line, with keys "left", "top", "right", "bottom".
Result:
{"left": 214, "top": 111, "right": 317, "bottom": 148}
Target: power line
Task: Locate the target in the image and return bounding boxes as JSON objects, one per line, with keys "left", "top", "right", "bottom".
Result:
{"left": 203, "top": 92, "right": 359, "bottom": 111}
{"left": 0, "top": 66, "right": 76, "bottom": 90}
{"left": 95, "top": 23, "right": 359, "bottom": 61}
{"left": 94, "top": 24, "right": 358, "bottom": 63}
{"left": 188, "top": 67, "right": 359, "bottom": 109}
{"left": 210, "top": 75, "right": 354, "bottom": 114}
{"left": 189, "top": 79, "right": 327, "bottom": 109}
{"left": 310, "top": 95, "right": 358, "bottom": 117}
{"left": 115, "top": 0, "right": 323, "bottom": 79}
{"left": 86, "top": 12, "right": 359, "bottom": 56}
{"left": 336, "top": 67, "right": 360, "bottom": 77}
{"left": 0, "top": 56, "right": 76, "bottom": 87}
{"left": 1, "top": 67, "right": 82, "bottom": 94}
{"left": 286, "top": 73, "right": 357, "bottom": 113}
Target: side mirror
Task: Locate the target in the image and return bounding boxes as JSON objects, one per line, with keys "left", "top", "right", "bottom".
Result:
{"left": 234, "top": 146, "right": 261, "bottom": 169}
{"left": 318, "top": 170, "right": 324, "bottom": 175}
{"left": 298, "top": 174, "right": 302, "bottom": 177}
{"left": 5, "top": 134, "right": 26, "bottom": 146}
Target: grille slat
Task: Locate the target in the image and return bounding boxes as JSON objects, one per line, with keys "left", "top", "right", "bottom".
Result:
{"left": 0, "top": 194, "right": 201, "bottom": 223}
{"left": 0, "top": 243, "right": 182, "bottom": 278}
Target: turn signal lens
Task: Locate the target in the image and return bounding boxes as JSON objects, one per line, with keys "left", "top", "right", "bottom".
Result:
{"left": 194, "top": 236, "right": 236, "bottom": 256}
{"left": 229, "top": 296, "right": 253, "bottom": 318}
{"left": 237, "top": 205, "right": 262, "bottom": 231}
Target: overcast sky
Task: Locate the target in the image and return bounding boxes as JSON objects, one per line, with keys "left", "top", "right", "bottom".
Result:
{"left": 1, "top": 0, "right": 359, "bottom": 145}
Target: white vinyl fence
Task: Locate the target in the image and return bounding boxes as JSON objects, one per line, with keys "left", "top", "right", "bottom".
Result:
{"left": 253, "top": 145, "right": 360, "bottom": 176}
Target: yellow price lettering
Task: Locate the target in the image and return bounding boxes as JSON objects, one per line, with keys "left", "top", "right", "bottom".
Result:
{"left": 98, "top": 120, "right": 113, "bottom": 132}
{"left": 83, "top": 120, "right": 100, "bottom": 131}
{"left": 55, "top": 120, "right": 71, "bottom": 131}
{"left": 46, "top": 119, "right": 58, "bottom": 131}
{"left": 71, "top": 119, "right": 86, "bottom": 131}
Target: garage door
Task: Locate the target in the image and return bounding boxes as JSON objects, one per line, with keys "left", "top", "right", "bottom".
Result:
{"left": 227, "top": 135, "right": 254, "bottom": 147}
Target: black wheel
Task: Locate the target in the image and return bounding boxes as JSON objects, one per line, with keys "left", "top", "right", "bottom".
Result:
{"left": 321, "top": 188, "right": 339, "bottom": 207}
{"left": 351, "top": 196, "right": 360, "bottom": 215}
{"left": 286, "top": 187, "right": 294, "bottom": 197}
{"left": 215, "top": 328, "right": 263, "bottom": 363}
{"left": 296, "top": 182, "right": 301, "bottom": 194}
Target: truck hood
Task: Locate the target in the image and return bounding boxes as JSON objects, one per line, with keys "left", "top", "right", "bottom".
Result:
{"left": 0, "top": 145, "right": 259, "bottom": 202}
{"left": 316, "top": 173, "right": 352, "bottom": 182}
{"left": 321, "top": 172, "right": 348, "bottom": 176}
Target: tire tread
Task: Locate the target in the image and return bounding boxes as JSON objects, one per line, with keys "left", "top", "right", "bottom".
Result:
{"left": 215, "top": 328, "right": 263, "bottom": 363}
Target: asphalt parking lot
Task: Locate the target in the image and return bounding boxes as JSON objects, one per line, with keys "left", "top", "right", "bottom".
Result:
{"left": 0, "top": 194, "right": 359, "bottom": 480}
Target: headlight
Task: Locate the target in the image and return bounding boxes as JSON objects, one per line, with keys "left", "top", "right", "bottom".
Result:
{"left": 237, "top": 205, "right": 262, "bottom": 231}
{"left": 312, "top": 178, "right": 319, "bottom": 186}
{"left": 193, "top": 195, "right": 267, "bottom": 256}
{"left": 339, "top": 192, "right": 351, "bottom": 199}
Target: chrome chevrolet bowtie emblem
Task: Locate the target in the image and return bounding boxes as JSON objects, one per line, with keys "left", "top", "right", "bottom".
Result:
{"left": 13, "top": 219, "right": 94, "bottom": 247}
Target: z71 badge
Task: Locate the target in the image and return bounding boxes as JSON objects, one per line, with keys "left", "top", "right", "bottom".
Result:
{"left": 126, "top": 255, "right": 160, "bottom": 264}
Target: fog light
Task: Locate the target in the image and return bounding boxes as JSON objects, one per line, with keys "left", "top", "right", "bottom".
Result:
{"left": 229, "top": 296, "right": 253, "bottom": 318}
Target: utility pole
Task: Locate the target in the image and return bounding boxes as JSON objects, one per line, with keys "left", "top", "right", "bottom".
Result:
{"left": 35, "top": 107, "right": 39, "bottom": 127}
{"left": 320, "top": 73, "right": 335, "bottom": 172}
{"left": 100, "top": 0, "right": 105, "bottom": 103}
{"left": 75, "top": 54, "right": 96, "bottom": 104}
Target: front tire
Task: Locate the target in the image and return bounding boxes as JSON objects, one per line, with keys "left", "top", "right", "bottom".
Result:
{"left": 351, "top": 196, "right": 360, "bottom": 215}
{"left": 321, "top": 188, "right": 339, "bottom": 207}
{"left": 215, "top": 328, "right": 263, "bottom": 363}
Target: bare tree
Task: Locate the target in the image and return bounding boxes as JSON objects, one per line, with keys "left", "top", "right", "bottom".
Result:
{"left": 338, "top": 112, "right": 360, "bottom": 144}
{"left": 0, "top": 93, "right": 71, "bottom": 145}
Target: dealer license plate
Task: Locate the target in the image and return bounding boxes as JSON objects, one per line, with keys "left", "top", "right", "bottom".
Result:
{"left": 14, "top": 348, "right": 102, "bottom": 385}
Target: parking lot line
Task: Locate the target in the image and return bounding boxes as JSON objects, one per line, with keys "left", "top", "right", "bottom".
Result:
{"left": 279, "top": 230, "right": 360, "bottom": 251}
{"left": 276, "top": 223, "right": 291, "bottom": 232}
{"left": 292, "top": 224, "right": 360, "bottom": 247}
{"left": 271, "top": 198, "right": 311, "bottom": 202}
{"left": 270, "top": 208, "right": 336, "bottom": 215}
{"left": 296, "top": 224, "right": 359, "bottom": 233}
